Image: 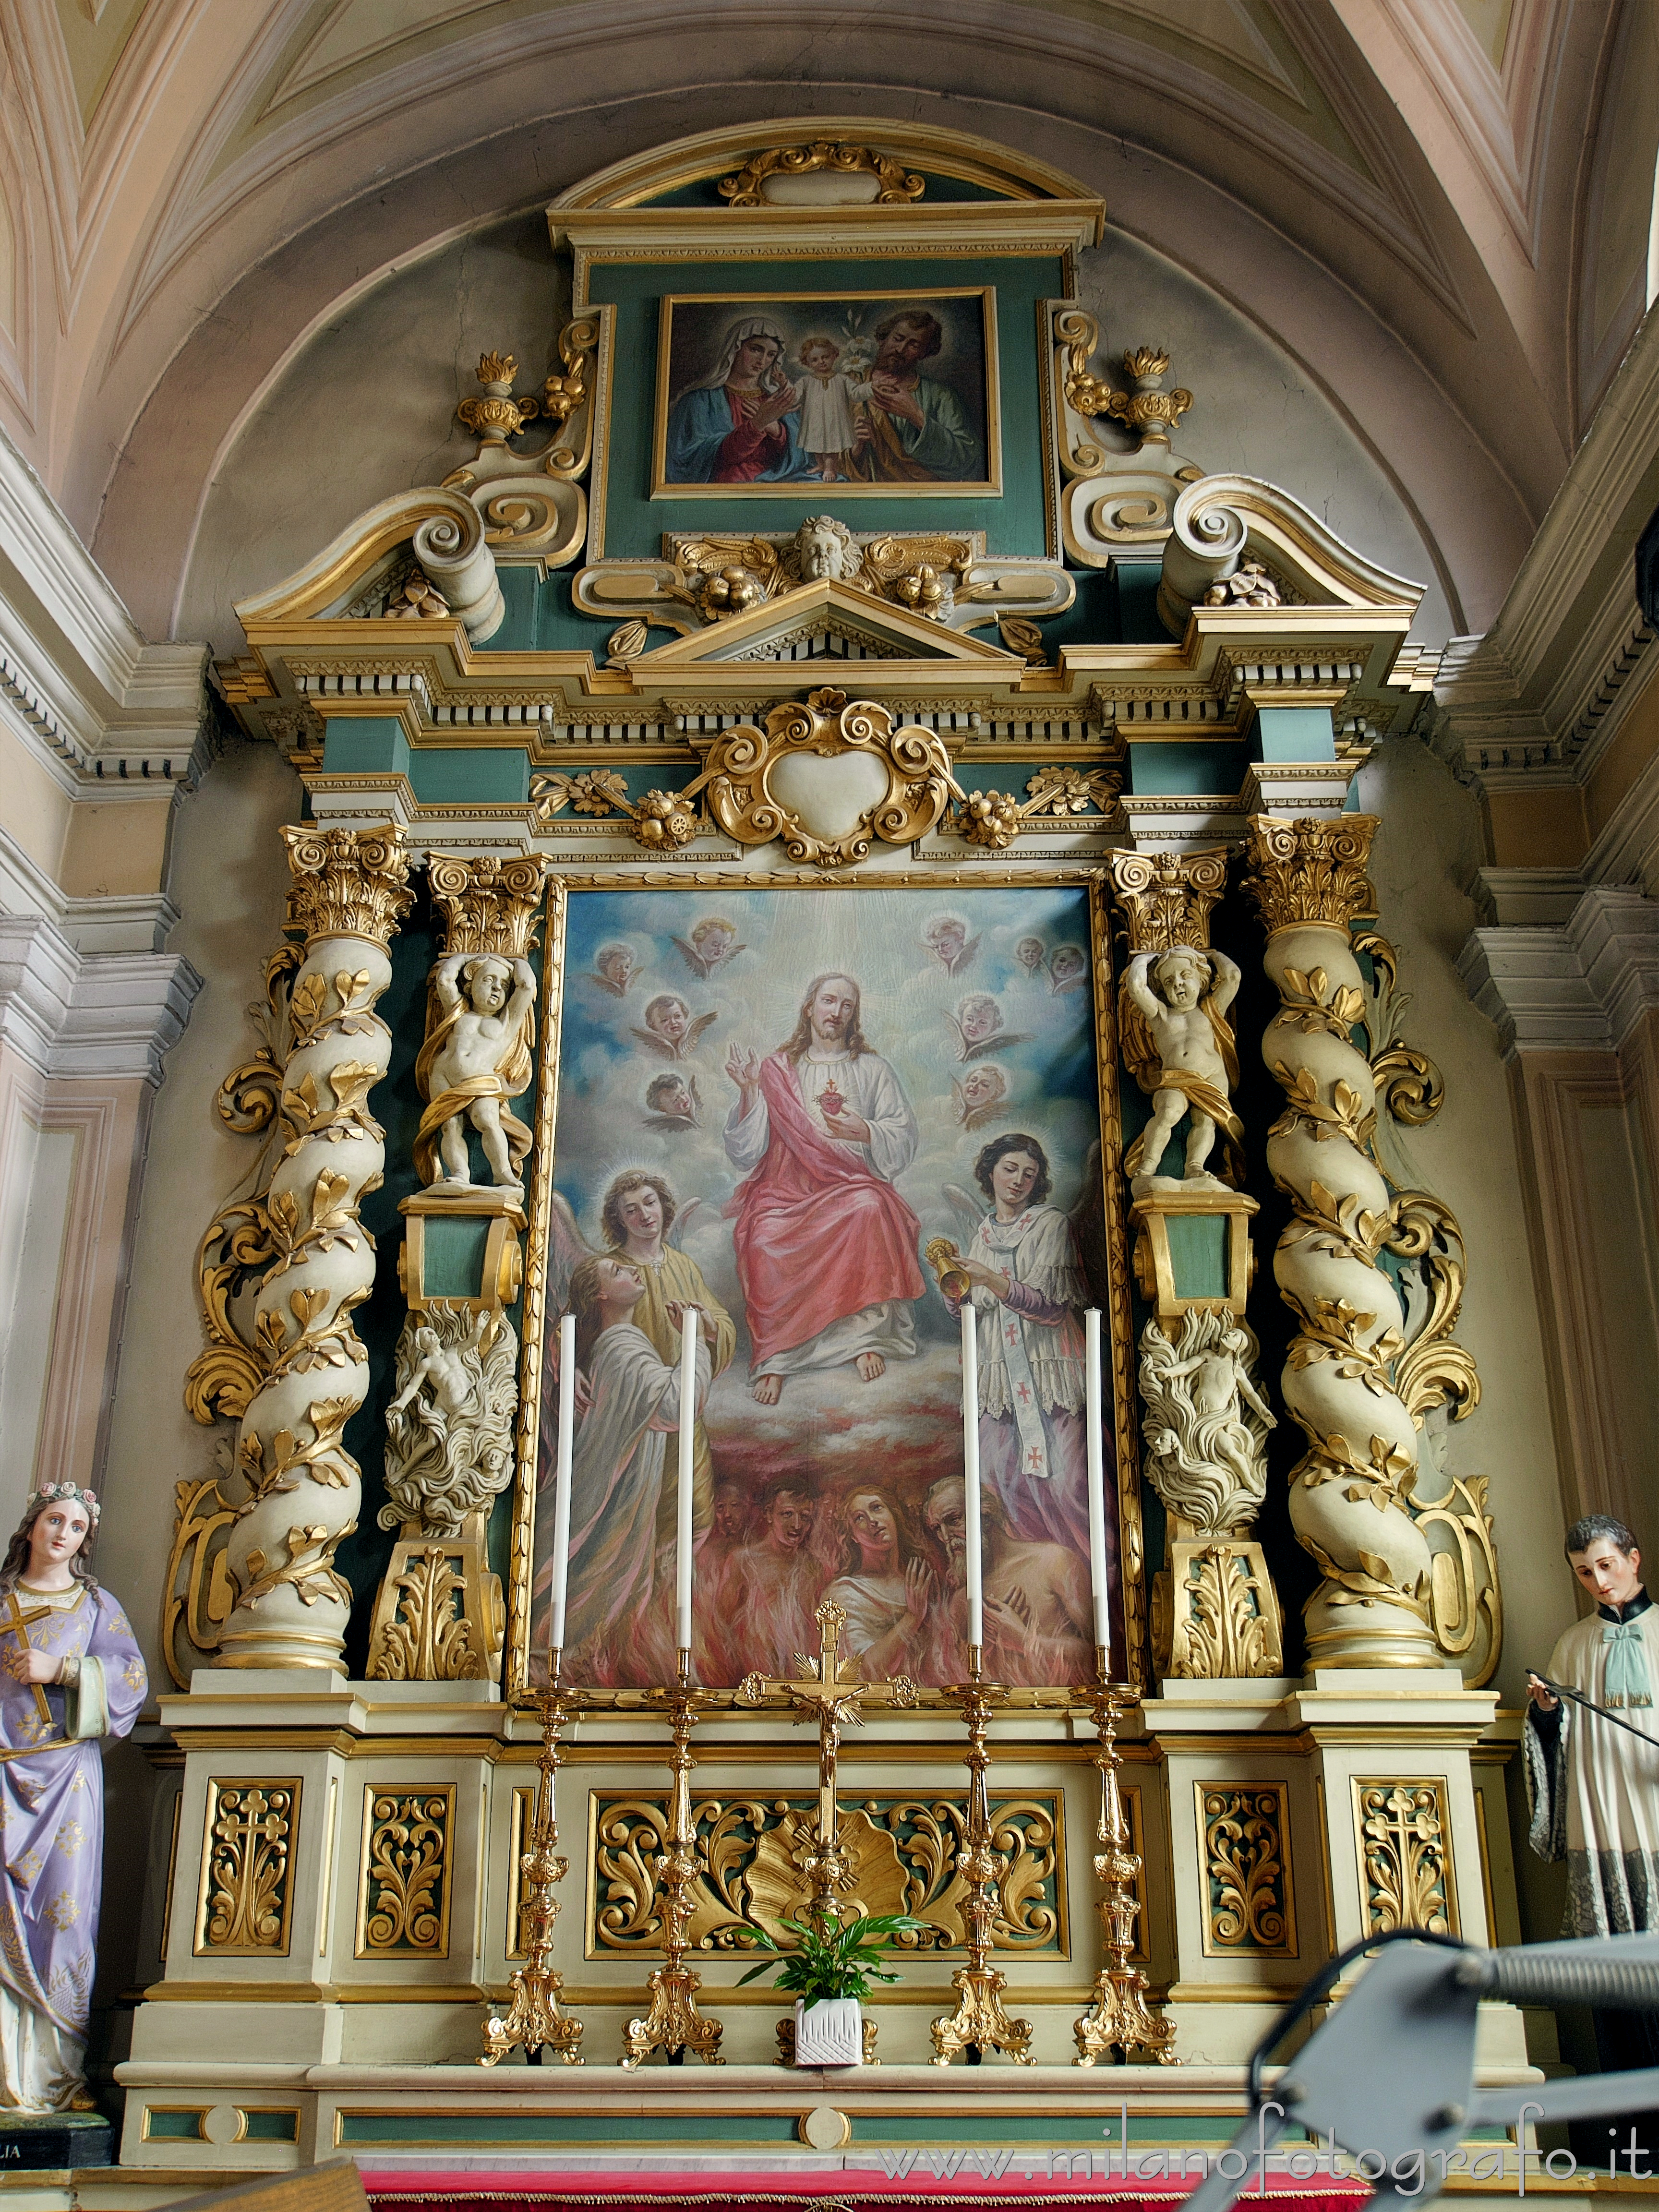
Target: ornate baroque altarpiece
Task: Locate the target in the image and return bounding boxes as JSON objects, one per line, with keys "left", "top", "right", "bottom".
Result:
{"left": 129, "top": 117, "right": 1515, "bottom": 2171}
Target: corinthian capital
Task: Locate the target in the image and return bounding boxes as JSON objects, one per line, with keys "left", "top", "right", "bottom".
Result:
{"left": 1240, "top": 814, "right": 1378, "bottom": 934}
{"left": 426, "top": 854, "right": 554, "bottom": 957}
{"left": 1106, "top": 848, "right": 1229, "bottom": 952}
{"left": 280, "top": 824, "right": 416, "bottom": 947}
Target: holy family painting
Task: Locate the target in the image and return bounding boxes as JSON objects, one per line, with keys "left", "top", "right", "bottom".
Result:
{"left": 516, "top": 883, "right": 1132, "bottom": 1697}
{"left": 519, "top": 880, "right": 1141, "bottom": 1690}
{"left": 651, "top": 291, "right": 999, "bottom": 494}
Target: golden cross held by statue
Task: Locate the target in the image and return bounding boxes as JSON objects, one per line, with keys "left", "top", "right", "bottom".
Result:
{"left": 738, "top": 1600, "right": 919, "bottom": 1930}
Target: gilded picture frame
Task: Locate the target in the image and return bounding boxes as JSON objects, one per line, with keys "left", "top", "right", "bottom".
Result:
{"left": 505, "top": 869, "right": 1144, "bottom": 1707}
{"left": 649, "top": 289, "right": 1002, "bottom": 498}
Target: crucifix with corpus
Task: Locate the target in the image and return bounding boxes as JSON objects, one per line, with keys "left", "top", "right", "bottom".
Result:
{"left": 739, "top": 1599, "right": 920, "bottom": 1930}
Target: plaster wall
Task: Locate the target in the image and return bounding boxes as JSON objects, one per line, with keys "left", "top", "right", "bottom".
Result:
{"left": 174, "top": 213, "right": 1455, "bottom": 658}
{"left": 99, "top": 735, "right": 299, "bottom": 1687}
{"left": 1355, "top": 734, "right": 1573, "bottom": 1703}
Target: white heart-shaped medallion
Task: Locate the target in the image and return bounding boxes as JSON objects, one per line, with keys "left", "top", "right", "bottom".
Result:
{"left": 769, "top": 747, "right": 890, "bottom": 840}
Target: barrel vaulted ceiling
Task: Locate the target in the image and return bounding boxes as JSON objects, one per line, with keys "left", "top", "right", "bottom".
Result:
{"left": 0, "top": 0, "right": 1651, "bottom": 638}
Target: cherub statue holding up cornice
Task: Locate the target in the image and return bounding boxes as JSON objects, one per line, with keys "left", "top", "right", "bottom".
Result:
{"left": 414, "top": 952, "right": 538, "bottom": 1197}
{"left": 1122, "top": 947, "right": 1244, "bottom": 1196}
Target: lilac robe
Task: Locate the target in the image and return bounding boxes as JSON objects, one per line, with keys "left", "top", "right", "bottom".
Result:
{"left": 0, "top": 1580, "right": 146, "bottom": 2109}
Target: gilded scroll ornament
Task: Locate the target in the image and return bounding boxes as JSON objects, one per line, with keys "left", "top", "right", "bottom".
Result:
{"left": 356, "top": 1788, "right": 454, "bottom": 1956}
{"left": 530, "top": 770, "right": 703, "bottom": 853}
{"left": 685, "top": 688, "right": 961, "bottom": 869}
{"left": 367, "top": 1540, "right": 501, "bottom": 1680}
{"left": 717, "top": 142, "right": 925, "bottom": 207}
{"left": 1065, "top": 342, "right": 1193, "bottom": 447}
{"left": 196, "top": 1780, "right": 300, "bottom": 1954}
{"left": 951, "top": 766, "right": 1122, "bottom": 849}
{"left": 1199, "top": 1783, "right": 1296, "bottom": 1955}
{"left": 586, "top": 1792, "right": 1062, "bottom": 1960}
{"left": 1157, "top": 1542, "right": 1283, "bottom": 1678}
{"left": 1353, "top": 1779, "right": 1455, "bottom": 1936}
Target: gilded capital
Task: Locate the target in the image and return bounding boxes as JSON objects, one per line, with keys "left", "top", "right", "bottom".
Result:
{"left": 281, "top": 823, "right": 416, "bottom": 947}
{"left": 426, "top": 854, "right": 555, "bottom": 958}
{"left": 1106, "top": 848, "right": 1229, "bottom": 952}
{"left": 1240, "top": 814, "right": 1378, "bottom": 934}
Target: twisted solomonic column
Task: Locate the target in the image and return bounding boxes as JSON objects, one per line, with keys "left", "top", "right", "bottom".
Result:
{"left": 1240, "top": 816, "right": 1441, "bottom": 1671}
{"left": 214, "top": 825, "right": 415, "bottom": 1671}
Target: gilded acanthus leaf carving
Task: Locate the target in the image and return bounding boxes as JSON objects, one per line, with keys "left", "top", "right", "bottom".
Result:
{"left": 584, "top": 1792, "right": 1063, "bottom": 1960}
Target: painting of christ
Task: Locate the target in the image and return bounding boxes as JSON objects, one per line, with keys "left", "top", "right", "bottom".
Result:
{"left": 520, "top": 883, "right": 1130, "bottom": 1696}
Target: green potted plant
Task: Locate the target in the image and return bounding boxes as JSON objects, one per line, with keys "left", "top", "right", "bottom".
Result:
{"left": 737, "top": 1911, "right": 929, "bottom": 2067}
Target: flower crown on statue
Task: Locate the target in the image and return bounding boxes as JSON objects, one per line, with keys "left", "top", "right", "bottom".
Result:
{"left": 26, "top": 1482, "right": 99, "bottom": 1525}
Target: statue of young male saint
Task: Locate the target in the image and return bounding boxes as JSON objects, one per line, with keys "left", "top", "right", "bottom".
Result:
{"left": 0, "top": 1483, "right": 146, "bottom": 2110}
{"left": 1527, "top": 1514, "right": 1659, "bottom": 2148}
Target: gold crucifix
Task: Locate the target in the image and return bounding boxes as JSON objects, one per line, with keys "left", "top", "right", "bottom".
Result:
{"left": 738, "top": 1601, "right": 919, "bottom": 1933}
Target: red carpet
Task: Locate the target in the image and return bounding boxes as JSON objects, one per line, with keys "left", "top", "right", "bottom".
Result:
{"left": 362, "top": 2171, "right": 1369, "bottom": 2211}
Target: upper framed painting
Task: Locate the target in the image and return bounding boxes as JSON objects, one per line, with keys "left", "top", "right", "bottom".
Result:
{"left": 507, "top": 876, "right": 1142, "bottom": 1704}
{"left": 650, "top": 289, "right": 1001, "bottom": 497}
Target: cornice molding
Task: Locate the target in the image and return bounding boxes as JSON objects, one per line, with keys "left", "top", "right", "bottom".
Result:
{"left": 0, "top": 420, "right": 211, "bottom": 790}
{"left": 1458, "top": 886, "right": 1659, "bottom": 1056}
{"left": 0, "top": 913, "right": 202, "bottom": 1086}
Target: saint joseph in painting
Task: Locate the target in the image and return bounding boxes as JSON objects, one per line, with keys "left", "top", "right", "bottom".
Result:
{"left": 722, "top": 973, "right": 924, "bottom": 1403}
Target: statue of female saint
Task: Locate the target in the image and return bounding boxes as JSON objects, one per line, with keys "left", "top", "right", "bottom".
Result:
{"left": 0, "top": 1482, "right": 145, "bottom": 2110}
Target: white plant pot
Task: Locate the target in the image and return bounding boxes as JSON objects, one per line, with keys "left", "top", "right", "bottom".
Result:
{"left": 794, "top": 1996, "right": 863, "bottom": 2067}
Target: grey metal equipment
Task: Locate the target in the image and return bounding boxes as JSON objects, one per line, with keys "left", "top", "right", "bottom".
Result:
{"left": 1184, "top": 1929, "right": 1659, "bottom": 2212}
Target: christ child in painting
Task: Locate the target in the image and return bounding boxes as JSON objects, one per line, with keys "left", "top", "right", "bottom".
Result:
{"left": 822, "top": 1485, "right": 938, "bottom": 1682}
{"left": 723, "top": 972, "right": 924, "bottom": 1403}
{"left": 923, "top": 1475, "right": 1092, "bottom": 1687}
{"left": 601, "top": 1170, "right": 735, "bottom": 1541}
{"left": 731, "top": 1480, "right": 826, "bottom": 1679}
{"left": 794, "top": 337, "right": 872, "bottom": 482}
{"left": 559, "top": 1253, "right": 713, "bottom": 1685}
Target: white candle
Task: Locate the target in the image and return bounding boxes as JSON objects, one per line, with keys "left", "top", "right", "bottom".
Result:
{"left": 961, "top": 1299, "right": 983, "bottom": 1652}
{"left": 1084, "top": 1307, "right": 1111, "bottom": 1663}
{"left": 548, "top": 1313, "right": 576, "bottom": 1663}
{"left": 676, "top": 1307, "right": 698, "bottom": 1657}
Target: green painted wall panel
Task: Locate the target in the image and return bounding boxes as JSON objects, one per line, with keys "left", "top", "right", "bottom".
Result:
{"left": 1166, "top": 1211, "right": 1229, "bottom": 1302}
{"left": 409, "top": 748, "right": 530, "bottom": 804}
{"left": 1254, "top": 704, "right": 1334, "bottom": 761}
{"left": 421, "top": 1214, "right": 493, "bottom": 1300}
{"left": 1124, "top": 740, "right": 1245, "bottom": 794}
{"left": 585, "top": 252, "right": 1064, "bottom": 560}
{"left": 323, "top": 720, "right": 409, "bottom": 776}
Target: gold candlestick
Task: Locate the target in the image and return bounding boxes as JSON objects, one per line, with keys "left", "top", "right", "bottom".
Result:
{"left": 1073, "top": 1665, "right": 1178, "bottom": 2066}
{"left": 929, "top": 1647, "right": 1034, "bottom": 2065}
{"left": 480, "top": 1657, "right": 585, "bottom": 2066}
{"left": 620, "top": 1654, "right": 724, "bottom": 2068}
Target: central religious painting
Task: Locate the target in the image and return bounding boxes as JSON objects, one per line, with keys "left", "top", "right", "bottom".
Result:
{"left": 652, "top": 290, "right": 1000, "bottom": 494}
{"left": 512, "top": 881, "right": 1135, "bottom": 1697}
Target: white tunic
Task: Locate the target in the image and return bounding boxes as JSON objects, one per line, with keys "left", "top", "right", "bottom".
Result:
{"left": 1526, "top": 1600, "right": 1659, "bottom": 1935}
{"left": 796, "top": 372, "right": 868, "bottom": 455}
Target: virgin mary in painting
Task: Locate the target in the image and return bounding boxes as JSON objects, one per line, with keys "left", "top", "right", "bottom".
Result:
{"left": 664, "top": 317, "right": 814, "bottom": 485}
